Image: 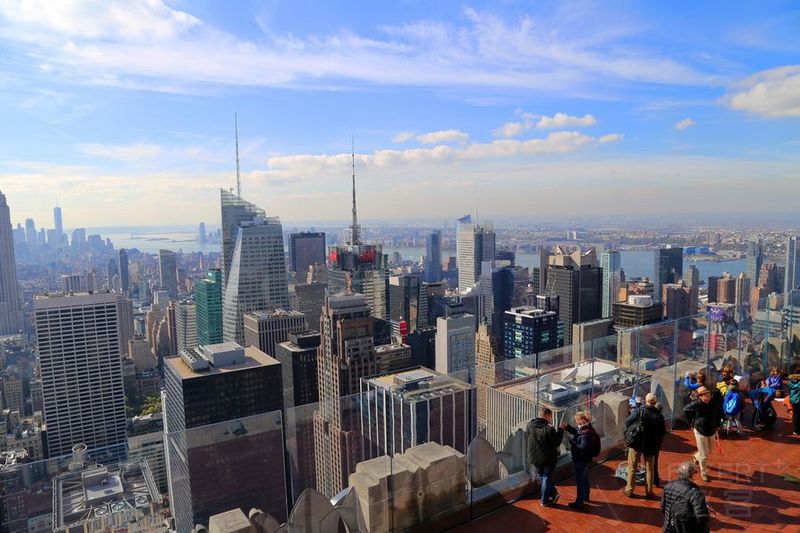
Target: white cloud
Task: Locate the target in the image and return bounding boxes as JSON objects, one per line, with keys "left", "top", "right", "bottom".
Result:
{"left": 725, "top": 65, "right": 800, "bottom": 117}
{"left": 0, "top": 2, "right": 719, "bottom": 93}
{"left": 392, "top": 131, "right": 415, "bottom": 143}
{"left": 535, "top": 113, "right": 597, "bottom": 129}
{"left": 415, "top": 129, "right": 470, "bottom": 144}
{"left": 674, "top": 118, "right": 696, "bottom": 130}
{"left": 494, "top": 112, "right": 597, "bottom": 137}
{"left": 78, "top": 142, "right": 163, "bottom": 161}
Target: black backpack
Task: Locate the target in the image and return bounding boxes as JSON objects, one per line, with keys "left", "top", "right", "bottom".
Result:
{"left": 624, "top": 407, "right": 645, "bottom": 448}
{"left": 668, "top": 486, "right": 697, "bottom": 533}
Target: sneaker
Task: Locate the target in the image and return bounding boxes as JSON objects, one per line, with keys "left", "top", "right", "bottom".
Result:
{"left": 551, "top": 493, "right": 560, "bottom": 505}
{"left": 622, "top": 489, "right": 634, "bottom": 498}
{"left": 568, "top": 502, "right": 584, "bottom": 509}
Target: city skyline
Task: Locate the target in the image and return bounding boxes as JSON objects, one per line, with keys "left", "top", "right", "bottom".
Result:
{"left": 0, "top": 1, "right": 798, "bottom": 227}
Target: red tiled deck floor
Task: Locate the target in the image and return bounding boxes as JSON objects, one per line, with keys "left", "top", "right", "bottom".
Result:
{"left": 452, "top": 404, "right": 800, "bottom": 532}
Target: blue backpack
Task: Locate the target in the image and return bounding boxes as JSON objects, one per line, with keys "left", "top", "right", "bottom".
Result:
{"left": 723, "top": 390, "right": 741, "bottom": 416}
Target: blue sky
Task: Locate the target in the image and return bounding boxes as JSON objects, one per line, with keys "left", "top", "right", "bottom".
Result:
{"left": 0, "top": 0, "right": 798, "bottom": 228}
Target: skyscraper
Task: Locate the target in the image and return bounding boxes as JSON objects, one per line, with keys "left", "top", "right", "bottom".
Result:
{"left": 193, "top": 269, "right": 223, "bottom": 345}
{"left": 119, "top": 248, "right": 130, "bottom": 294}
{"left": 294, "top": 282, "right": 327, "bottom": 332}
{"left": 220, "top": 189, "right": 266, "bottom": 289}
{"left": 545, "top": 246, "right": 602, "bottom": 345}
{"left": 34, "top": 292, "right": 127, "bottom": 459}
{"left": 424, "top": 230, "right": 442, "bottom": 283}
{"left": 198, "top": 222, "right": 206, "bottom": 244}
{"left": 174, "top": 300, "right": 198, "bottom": 352}
{"left": 600, "top": 250, "right": 621, "bottom": 317}
{"left": 164, "top": 343, "right": 285, "bottom": 531}
{"left": 388, "top": 274, "right": 422, "bottom": 331}
{"left": 327, "top": 152, "right": 387, "bottom": 319}
{"left": 746, "top": 240, "right": 764, "bottom": 288}
{"left": 662, "top": 282, "right": 692, "bottom": 319}
{"left": 289, "top": 232, "right": 326, "bottom": 283}
{"left": 24, "top": 218, "right": 36, "bottom": 246}
{"left": 158, "top": 249, "right": 178, "bottom": 299}
{"left": 434, "top": 313, "right": 476, "bottom": 374}
{"left": 313, "top": 293, "right": 375, "bottom": 498}
{"left": 53, "top": 205, "right": 63, "bottom": 237}
{"left": 476, "top": 262, "right": 515, "bottom": 348}
{"left": 457, "top": 220, "right": 496, "bottom": 293}
{"left": 653, "top": 246, "right": 683, "bottom": 302}
{"left": 0, "top": 192, "right": 21, "bottom": 334}
{"left": 503, "top": 306, "right": 562, "bottom": 359}
{"left": 785, "top": 236, "right": 799, "bottom": 293}
{"left": 222, "top": 218, "right": 290, "bottom": 345}
{"left": 243, "top": 309, "right": 307, "bottom": 356}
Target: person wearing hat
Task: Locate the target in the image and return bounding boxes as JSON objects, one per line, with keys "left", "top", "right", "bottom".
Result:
{"left": 683, "top": 385, "right": 723, "bottom": 482}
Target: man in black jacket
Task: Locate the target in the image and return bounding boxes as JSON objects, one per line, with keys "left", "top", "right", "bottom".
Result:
{"left": 661, "top": 461, "right": 710, "bottom": 532}
{"left": 623, "top": 393, "right": 666, "bottom": 498}
{"left": 683, "top": 385, "right": 722, "bottom": 482}
{"left": 526, "top": 407, "right": 564, "bottom": 506}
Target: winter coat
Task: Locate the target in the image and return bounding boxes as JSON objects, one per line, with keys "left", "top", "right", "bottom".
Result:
{"left": 661, "top": 479, "right": 710, "bottom": 532}
{"left": 684, "top": 391, "right": 723, "bottom": 437}
{"left": 789, "top": 378, "right": 800, "bottom": 405}
{"left": 526, "top": 417, "right": 564, "bottom": 469}
{"left": 625, "top": 405, "right": 666, "bottom": 456}
{"left": 565, "top": 423, "right": 597, "bottom": 463}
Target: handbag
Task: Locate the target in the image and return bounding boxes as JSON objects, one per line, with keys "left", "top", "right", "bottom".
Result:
{"left": 624, "top": 406, "right": 645, "bottom": 448}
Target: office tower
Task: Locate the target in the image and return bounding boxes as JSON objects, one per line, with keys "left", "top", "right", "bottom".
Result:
{"left": 476, "top": 262, "right": 515, "bottom": 348}
{"left": 600, "top": 250, "right": 621, "bottom": 317}
{"left": 456, "top": 220, "right": 495, "bottom": 293}
{"left": 687, "top": 264, "right": 700, "bottom": 313}
{"left": 361, "top": 367, "right": 472, "bottom": 459}
{"left": 222, "top": 218, "right": 290, "bottom": 345}
{"left": 164, "top": 343, "right": 285, "bottom": 531}
{"left": 193, "top": 269, "right": 223, "bottom": 346}
{"left": 374, "top": 342, "right": 413, "bottom": 375}
{"left": 107, "top": 257, "right": 119, "bottom": 289}
{"left": 0, "top": 369, "right": 24, "bottom": 413}
{"left": 198, "top": 222, "right": 206, "bottom": 244}
{"left": 758, "top": 263, "right": 782, "bottom": 293}
{"left": 289, "top": 231, "right": 326, "bottom": 283}
{"left": 61, "top": 273, "right": 83, "bottom": 292}
{"left": 0, "top": 192, "right": 21, "bottom": 335}
{"left": 275, "top": 331, "right": 321, "bottom": 409}
{"left": 34, "top": 292, "right": 127, "bottom": 458}
{"left": 294, "top": 282, "right": 327, "bottom": 331}
{"left": 747, "top": 240, "right": 764, "bottom": 288}
{"left": 174, "top": 300, "right": 198, "bottom": 352}
{"left": 158, "top": 249, "right": 179, "bottom": 299}
{"left": 275, "top": 330, "right": 321, "bottom": 501}
{"left": 70, "top": 227, "right": 86, "bottom": 251}
{"left": 119, "top": 249, "right": 130, "bottom": 294}
{"left": 313, "top": 293, "right": 375, "bottom": 498}
{"left": 327, "top": 161, "right": 387, "bottom": 319}
{"left": 220, "top": 189, "right": 266, "bottom": 288}
{"left": 24, "top": 218, "right": 35, "bottom": 246}
{"left": 653, "top": 246, "right": 683, "bottom": 302}
{"left": 503, "top": 306, "right": 561, "bottom": 359}
{"left": 512, "top": 266, "right": 530, "bottom": 306}
{"left": 716, "top": 273, "right": 737, "bottom": 304}
{"left": 612, "top": 295, "right": 663, "bottom": 328}
{"left": 662, "top": 282, "right": 692, "bottom": 319}
{"left": 707, "top": 275, "right": 719, "bottom": 303}
{"left": 243, "top": 309, "right": 306, "bottom": 356}
{"left": 116, "top": 294, "right": 134, "bottom": 357}
{"left": 735, "top": 273, "right": 751, "bottom": 310}
{"left": 424, "top": 230, "right": 442, "bottom": 283}
{"left": 388, "top": 274, "right": 422, "bottom": 331}
{"left": 785, "top": 236, "right": 799, "bottom": 292}
{"left": 53, "top": 205, "right": 63, "bottom": 236}
{"left": 434, "top": 313, "right": 476, "bottom": 374}
{"left": 406, "top": 326, "right": 437, "bottom": 368}
{"left": 475, "top": 323, "right": 502, "bottom": 431}
{"left": 545, "top": 246, "right": 602, "bottom": 345}
{"left": 129, "top": 337, "right": 154, "bottom": 373}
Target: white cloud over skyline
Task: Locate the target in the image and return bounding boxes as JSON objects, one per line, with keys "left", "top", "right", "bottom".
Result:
{"left": 725, "top": 65, "right": 800, "bottom": 117}
{"left": 674, "top": 118, "right": 696, "bottom": 130}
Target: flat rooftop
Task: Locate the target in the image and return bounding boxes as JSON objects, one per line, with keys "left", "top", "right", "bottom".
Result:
{"left": 167, "top": 345, "right": 279, "bottom": 380}
{"left": 365, "top": 367, "right": 472, "bottom": 400}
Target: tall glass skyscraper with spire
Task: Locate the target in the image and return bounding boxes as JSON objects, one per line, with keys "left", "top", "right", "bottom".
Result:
{"left": 220, "top": 188, "right": 267, "bottom": 289}
{"left": 0, "top": 191, "right": 21, "bottom": 334}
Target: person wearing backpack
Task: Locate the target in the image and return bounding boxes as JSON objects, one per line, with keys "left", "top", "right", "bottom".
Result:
{"left": 683, "top": 385, "right": 722, "bottom": 482}
{"left": 623, "top": 393, "right": 666, "bottom": 499}
{"left": 526, "top": 407, "right": 565, "bottom": 507}
{"left": 562, "top": 411, "right": 601, "bottom": 509}
{"left": 661, "top": 461, "right": 710, "bottom": 533}
{"left": 722, "top": 380, "right": 743, "bottom": 435}
{"left": 788, "top": 374, "right": 800, "bottom": 435}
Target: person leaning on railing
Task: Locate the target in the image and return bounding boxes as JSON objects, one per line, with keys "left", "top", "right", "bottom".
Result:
{"left": 788, "top": 374, "right": 800, "bottom": 436}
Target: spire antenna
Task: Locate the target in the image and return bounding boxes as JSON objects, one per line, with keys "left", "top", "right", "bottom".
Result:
{"left": 350, "top": 137, "right": 361, "bottom": 245}
{"left": 235, "top": 112, "right": 241, "bottom": 197}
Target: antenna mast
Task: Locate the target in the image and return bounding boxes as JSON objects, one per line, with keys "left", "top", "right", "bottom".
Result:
{"left": 350, "top": 137, "right": 361, "bottom": 245}
{"left": 235, "top": 112, "right": 241, "bottom": 197}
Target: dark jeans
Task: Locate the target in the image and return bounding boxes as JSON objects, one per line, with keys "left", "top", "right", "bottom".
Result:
{"left": 793, "top": 402, "right": 800, "bottom": 434}
{"left": 535, "top": 464, "right": 558, "bottom": 504}
{"left": 573, "top": 460, "right": 589, "bottom": 504}
{"left": 654, "top": 450, "right": 661, "bottom": 485}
